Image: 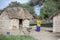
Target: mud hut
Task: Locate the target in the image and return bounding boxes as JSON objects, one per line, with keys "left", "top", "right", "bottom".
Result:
{"left": 49, "top": 10, "right": 60, "bottom": 33}
{"left": 0, "top": 7, "right": 33, "bottom": 35}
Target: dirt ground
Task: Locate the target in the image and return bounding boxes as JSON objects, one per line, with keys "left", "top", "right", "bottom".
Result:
{"left": 28, "top": 27, "right": 60, "bottom": 40}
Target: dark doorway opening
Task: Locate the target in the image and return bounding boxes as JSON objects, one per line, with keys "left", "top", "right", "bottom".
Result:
{"left": 19, "top": 19, "right": 23, "bottom": 24}
{"left": 19, "top": 19, "right": 23, "bottom": 31}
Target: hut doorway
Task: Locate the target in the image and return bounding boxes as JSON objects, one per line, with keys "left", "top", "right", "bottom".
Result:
{"left": 19, "top": 19, "right": 23, "bottom": 25}
{"left": 19, "top": 19, "right": 23, "bottom": 30}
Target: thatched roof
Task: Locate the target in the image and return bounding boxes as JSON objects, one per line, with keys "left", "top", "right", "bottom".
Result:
{"left": 49, "top": 10, "right": 60, "bottom": 20}
{"left": 2, "top": 7, "right": 33, "bottom": 19}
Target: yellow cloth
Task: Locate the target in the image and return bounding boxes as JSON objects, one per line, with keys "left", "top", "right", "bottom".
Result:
{"left": 37, "top": 20, "right": 42, "bottom": 26}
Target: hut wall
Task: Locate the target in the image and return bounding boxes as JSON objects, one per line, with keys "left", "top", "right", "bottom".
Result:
{"left": 10, "top": 19, "right": 19, "bottom": 29}
{"left": 0, "top": 13, "right": 20, "bottom": 35}
{"left": 0, "top": 13, "right": 11, "bottom": 29}
{"left": 23, "top": 19, "right": 30, "bottom": 27}
{"left": 53, "top": 14, "right": 60, "bottom": 32}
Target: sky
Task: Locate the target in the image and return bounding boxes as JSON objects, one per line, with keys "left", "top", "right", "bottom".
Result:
{"left": 34, "top": 5, "right": 40, "bottom": 15}
{"left": 0, "top": 0, "right": 42, "bottom": 15}
{"left": 34, "top": 5, "right": 43, "bottom": 15}
{"left": 0, "top": 0, "right": 30, "bottom": 9}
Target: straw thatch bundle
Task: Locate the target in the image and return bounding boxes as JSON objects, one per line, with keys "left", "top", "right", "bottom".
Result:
{"left": 2, "top": 7, "right": 33, "bottom": 19}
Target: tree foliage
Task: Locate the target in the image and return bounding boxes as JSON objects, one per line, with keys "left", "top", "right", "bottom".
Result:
{"left": 40, "top": 0, "right": 60, "bottom": 20}
{"left": 29, "top": 0, "right": 45, "bottom": 6}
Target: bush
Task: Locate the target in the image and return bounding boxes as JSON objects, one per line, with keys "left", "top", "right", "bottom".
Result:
{"left": 41, "top": 23, "right": 53, "bottom": 27}
{"left": 30, "top": 24, "right": 36, "bottom": 26}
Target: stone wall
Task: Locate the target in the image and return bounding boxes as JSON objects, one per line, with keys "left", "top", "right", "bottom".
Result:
{"left": 53, "top": 13, "right": 60, "bottom": 32}
{"left": 23, "top": 19, "right": 30, "bottom": 27}
{"left": 0, "top": 13, "right": 20, "bottom": 35}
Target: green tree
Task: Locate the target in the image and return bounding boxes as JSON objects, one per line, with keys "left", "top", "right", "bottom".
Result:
{"left": 8, "top": 1, "right": 22, "bottom": 7}
{"left": 29, "top": 0, "right": 45, "bottom": 6}
{"left": 40, "top": 0, "right": 60, "bottom": 20}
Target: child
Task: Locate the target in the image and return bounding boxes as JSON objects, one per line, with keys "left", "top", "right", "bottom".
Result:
{"left": 36, "top": 17, "right": 42, "bottom": 32}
